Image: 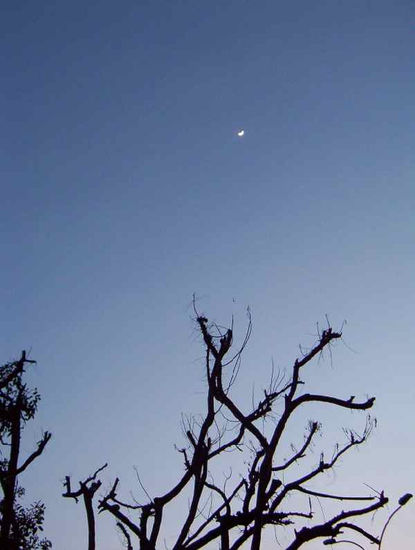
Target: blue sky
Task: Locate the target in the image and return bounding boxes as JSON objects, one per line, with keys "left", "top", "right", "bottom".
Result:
{"left": 1, "top": 1, "right": 414, "bottom": 548}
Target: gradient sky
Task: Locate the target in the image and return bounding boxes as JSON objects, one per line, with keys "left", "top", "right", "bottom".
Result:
{"left": 1, "top": 1, "right": 414, "bottom": 548}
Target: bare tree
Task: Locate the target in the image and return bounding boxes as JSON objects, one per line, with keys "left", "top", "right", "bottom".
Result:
{"left": 63, "top": 463, "right": 108, "bottom": 550}
{"left": 65, "top": 312, "right": 411, "bottom": 549}
{"left": 0, "top": 351, "right": 52, "bottom": 549}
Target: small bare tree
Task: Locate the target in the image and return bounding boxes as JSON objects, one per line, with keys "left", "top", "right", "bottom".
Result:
{"left": 63, "top": 463, "right": 108, "bottom": 550}
{"left": 64, "top": 312, "right": 411, "bottom": 549}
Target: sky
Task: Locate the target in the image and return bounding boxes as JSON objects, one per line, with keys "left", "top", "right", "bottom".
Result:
{"left": 1, "top": 0, "right": 414, "bottom": 548}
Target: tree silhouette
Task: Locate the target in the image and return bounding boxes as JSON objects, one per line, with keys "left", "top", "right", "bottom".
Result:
{"left": 0, "top": 351, "right": 52, "bottom": 549}
{"left": 62, "top": 463, "right": 108, "bottom": 550}
{"left": 64, "top": 311, "right": 411, "bottom": 549}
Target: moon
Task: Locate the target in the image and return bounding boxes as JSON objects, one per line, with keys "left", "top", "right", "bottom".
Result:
{"left": 237, "top": 129, "right": 245, "bottom": 137}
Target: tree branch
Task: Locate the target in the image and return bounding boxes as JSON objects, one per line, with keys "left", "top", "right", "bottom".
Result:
{"left": 16, "top": 431, "right": 52, "bottom": 475}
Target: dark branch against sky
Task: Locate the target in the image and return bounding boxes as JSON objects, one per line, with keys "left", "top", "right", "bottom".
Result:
{"left": 1, "top": 1, "right": 414, "bottom": 548}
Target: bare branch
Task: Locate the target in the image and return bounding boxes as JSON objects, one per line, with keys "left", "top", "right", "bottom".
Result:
{"left": 286, "top": 494, "right": 388, "bottom": 550}
{"left": 293, "top": 393, "right": 375, "bottom": 411}
{"left": 117, "top": 522, "right": 134, "bottom": 550}
{"left": 16, "top": 431, "right": 52, "bottom": 475}
{"left": 273, "top": 421, "right": 319, "bottom": 472}
{"left": 295, "top": 486, "right": 375, "bottom": 502}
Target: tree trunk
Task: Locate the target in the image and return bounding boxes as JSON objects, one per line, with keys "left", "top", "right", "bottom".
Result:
{"left": 0, "top": 403, "right": 21, "bottom": 546}
{"left": 84, "top": 493, "right": 96, "bottom": 550}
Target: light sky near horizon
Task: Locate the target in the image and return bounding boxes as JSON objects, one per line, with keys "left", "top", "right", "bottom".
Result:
{"left": 1, "top": 1, "right": 414, "bottom": 548}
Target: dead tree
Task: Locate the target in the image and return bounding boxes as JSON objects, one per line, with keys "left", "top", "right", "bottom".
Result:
{"left": 0, "top": 351, "right": 52, "bottom": 549}
{"left": 67, "top": 313, "right": 411, "bottom": 549}
{"left": 63, "top": 464, "right": 108, "bottom": 550}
